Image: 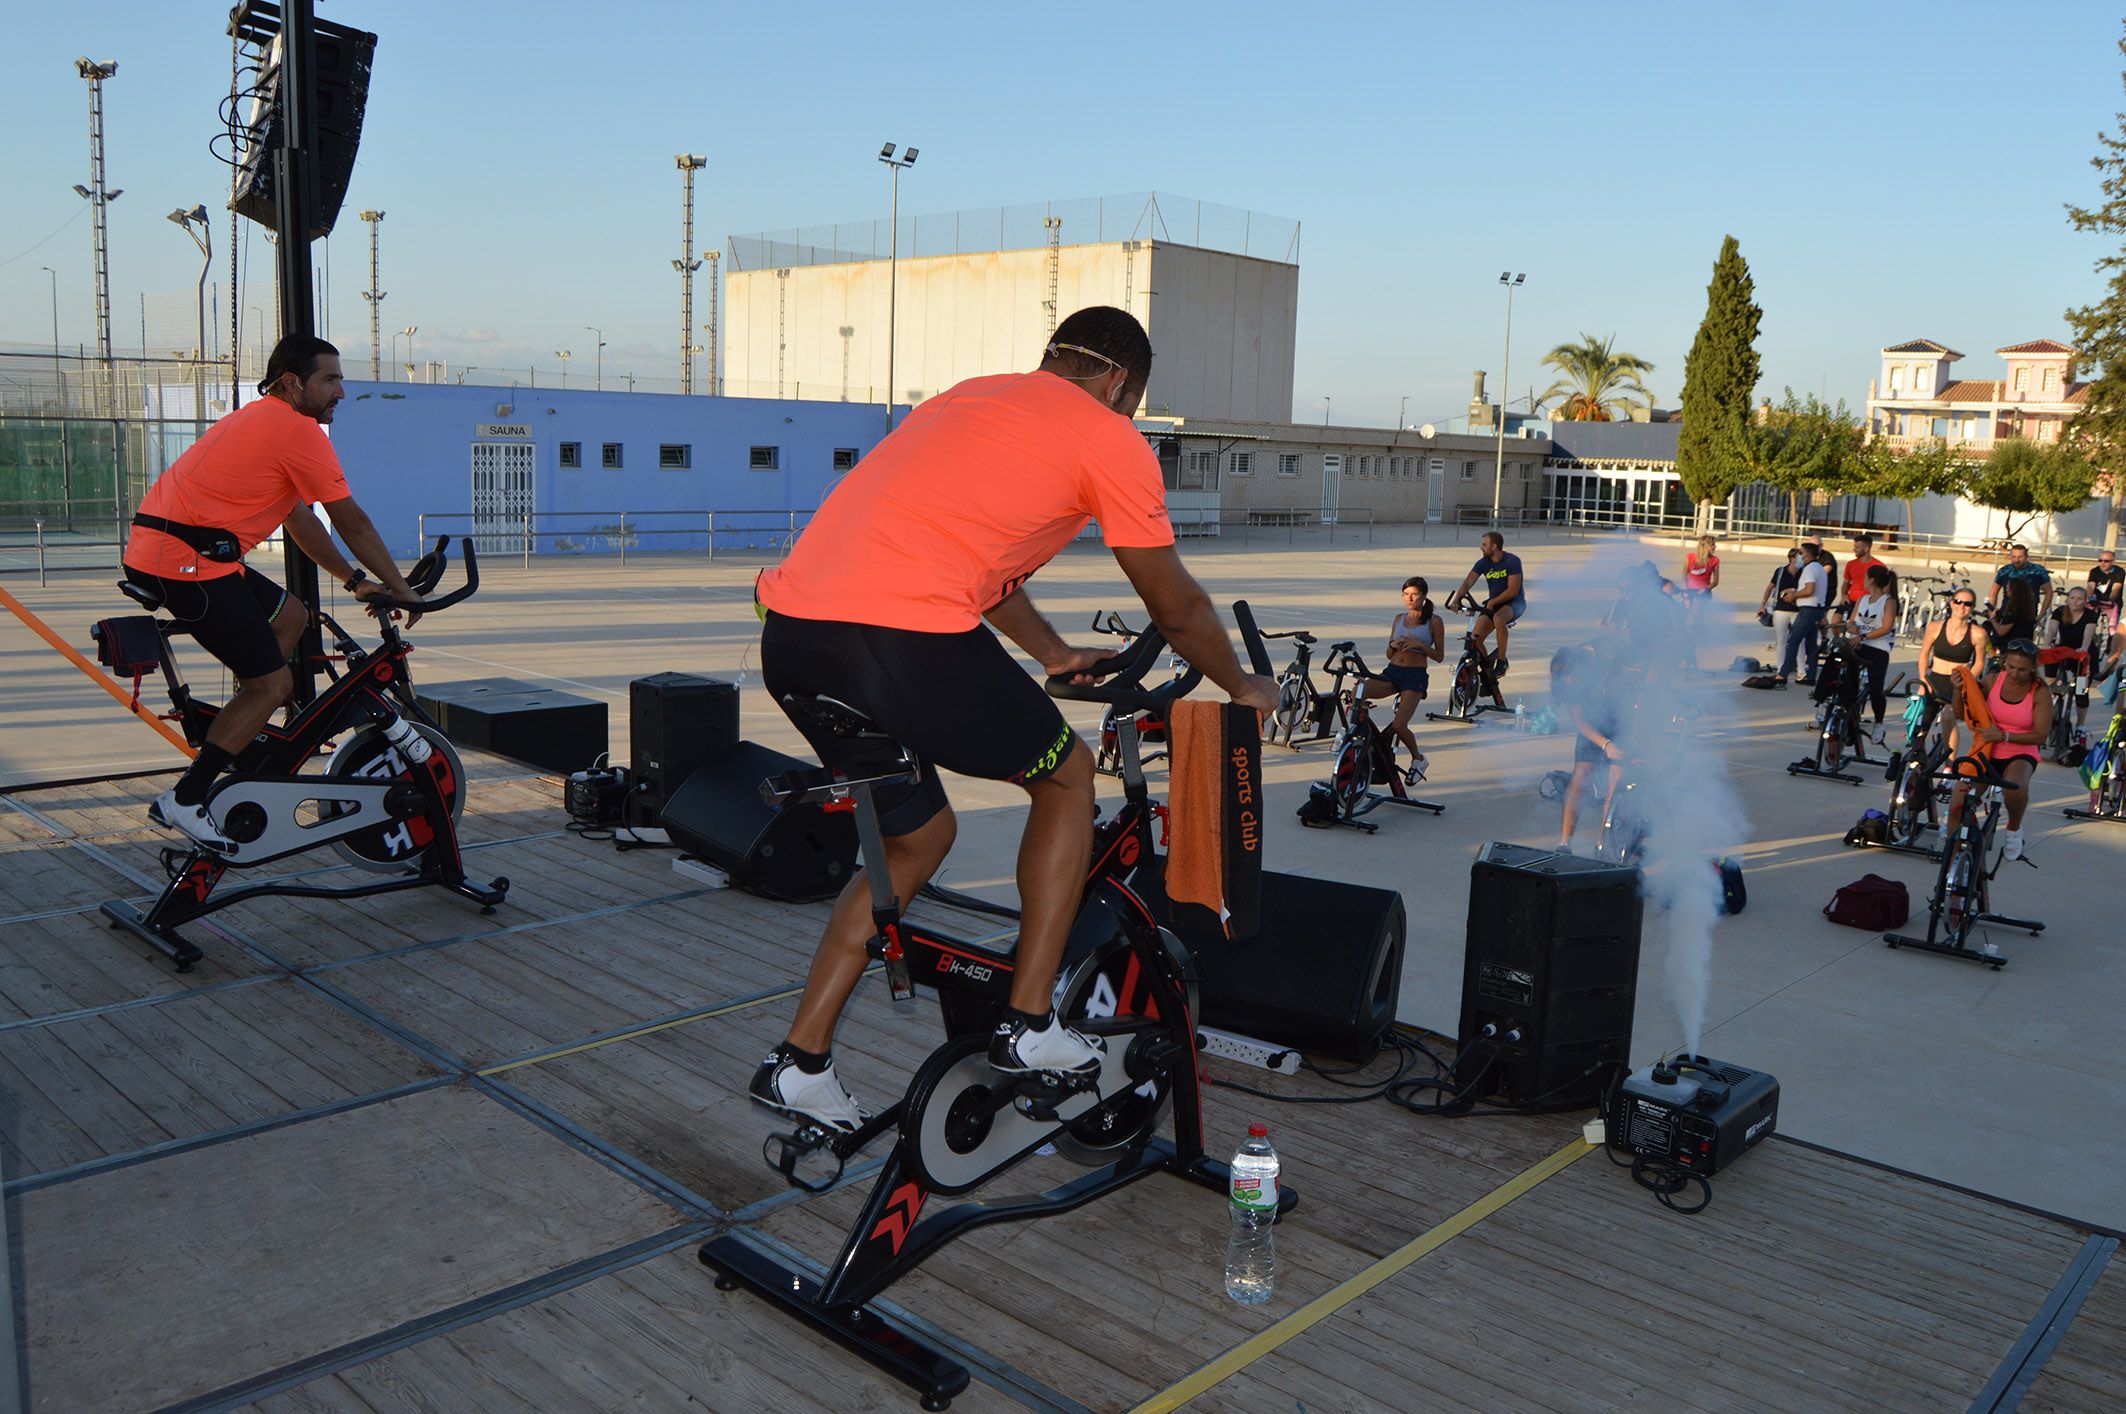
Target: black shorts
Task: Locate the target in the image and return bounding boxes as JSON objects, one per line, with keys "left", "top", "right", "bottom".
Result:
{"left": 123, "top": 566, "right": 289, "bottom": 679}
{"left": 760, "top": 611, "right": 1077, "bottom": 836}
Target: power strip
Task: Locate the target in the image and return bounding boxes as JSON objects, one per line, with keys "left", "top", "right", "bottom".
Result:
{"left": 1196, "top": 1026, "right": 1302, "bottom": 1075}
{"left": 671, "top": 853, "right": 726, "bottom": 886}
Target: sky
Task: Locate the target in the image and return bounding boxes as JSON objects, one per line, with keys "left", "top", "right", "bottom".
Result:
{"left": 3, "top": 1, "right": 2123, "bottom": 427}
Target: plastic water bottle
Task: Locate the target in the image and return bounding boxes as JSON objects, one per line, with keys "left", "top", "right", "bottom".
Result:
{"left": 1514, "top": 703, "right": 1527, "bottom": 732}
{"left": 381, "top": 714, "right": 432, "bottom": 764}
{"left": 1224, "top": 1123, "right": 1280, "bottom": 1305}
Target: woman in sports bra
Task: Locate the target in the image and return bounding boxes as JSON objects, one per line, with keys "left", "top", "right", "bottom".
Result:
{"left": 1917, "top": 586, "right": 1989, "bottom": 754}
{"left": 1369, "top": 575, "right": 1444, "bottom": 781}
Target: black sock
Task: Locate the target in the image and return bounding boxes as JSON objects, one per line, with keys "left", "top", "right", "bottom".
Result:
{"left": 173, "top": 743, "right": 235, "bottom": 807}
{"left": 779, "top": 1042, "right": 830, "bottom": 1074}
{"left": 1006, "top": 1005, "right": 1053, "bottom": 1032}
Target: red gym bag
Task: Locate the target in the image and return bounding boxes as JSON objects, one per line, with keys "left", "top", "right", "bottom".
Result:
{"left": 1823, "top": 874, "right": 1909, "bottom": 930}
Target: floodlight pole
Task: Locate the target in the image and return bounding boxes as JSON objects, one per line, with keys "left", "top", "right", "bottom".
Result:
{"left": 167, "top": 206, "right": 212, "bottom": 442}
{"left": 703, "top": 250, "right": 720, "bottom": 395}
{"left": 359, "top": 210, "right": 385, "bottom": 379}
{"left": 675, "top": 155, "right": 705, "bottom": 393}
{"left": 1491, "top": 272, "right": 1525, "bottom": 528}
{"left": 879, "top": 143, "right": 918, "bottom": 430}
{"left": 586, "top": 326, "right": 604, "bottom": 391}
{"left": 74, "top": 59, "right": 120, "bottom": 376}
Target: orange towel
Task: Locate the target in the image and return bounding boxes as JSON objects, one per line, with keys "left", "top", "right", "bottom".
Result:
{"left": 1165, "top": 699, "right": 1263, "bottom": 942}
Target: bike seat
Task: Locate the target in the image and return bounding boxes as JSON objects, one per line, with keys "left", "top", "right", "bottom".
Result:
{"left": 1292, "top": 632, "right": 1316, "bottom": 645}
{"left": 1329, "top": 640, "right": 1356, "bottom": 654}
{"left": 117, "top": 579, "right": 166, "bottom": 613}
{"left": 780, "top": 692, "right": 896, "bottom": 744}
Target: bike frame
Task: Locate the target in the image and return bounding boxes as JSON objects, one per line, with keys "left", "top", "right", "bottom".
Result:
{"left": 1886, "top": 753, "right": 2045, "bottom": 968}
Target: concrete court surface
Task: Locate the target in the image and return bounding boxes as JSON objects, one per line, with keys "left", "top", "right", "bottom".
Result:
{"left": 2, "top": 524, "right": 2119, "bottom": 1233}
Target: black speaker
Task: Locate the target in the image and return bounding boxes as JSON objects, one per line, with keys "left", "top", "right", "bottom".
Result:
{"left": 229, "top": 19, "right": 378, "bottom": 239}
{"left": 630, "top": 673, "right": 740, "bottom": 823}
{"left": 1457, "top": 842, "right": 1642, "bottom": 1112}
{"left": 1173, "top": 869, "right": 1405, "bottom": 1063}
{"left": 414, "top": 677, "right": 607, "bottom": 774}
{"left": 660, "top": 742, "right": 857, "bottom": 903}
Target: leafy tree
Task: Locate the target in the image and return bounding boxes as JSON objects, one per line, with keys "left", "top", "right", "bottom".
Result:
{"left": 2065, "top": 21, "right": 2126, "bottom": 547}
{"left": 1537, "top": 333, "right": 1655, "bottom": 421}
{"left": 1961, "top": 437, "right": 2102, "bottom": 542}
{"left": 1676, "top": 236, "right": 1763, "bottom": 523}
{"left": 1852, "top": 437, "right": 1965, "bottom": 545}
{"left": 1730, "top": 391, "right": 1864, "bottom": 536}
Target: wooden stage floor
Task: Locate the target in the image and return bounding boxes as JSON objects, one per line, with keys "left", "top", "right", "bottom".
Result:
{"left": 2, "top": 758, "right": 2119, "bottom": 1412}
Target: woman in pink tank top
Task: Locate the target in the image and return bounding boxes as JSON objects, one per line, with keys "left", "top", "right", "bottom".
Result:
{"left": 1963, "top": 641, "right": 2051, "bottom": 861}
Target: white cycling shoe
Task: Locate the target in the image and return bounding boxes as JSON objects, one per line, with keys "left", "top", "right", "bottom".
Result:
{"left": 2000, "top": 829, "right": 2025, "bottom": 863}
{"left": 748, "top": 1049, "right": 867, "bottom": 1133}
{"left": 989, "top": 1012, "right": 1105, "bottom": 1076}
{"left": 148, "top": 788, "right": 235, "bottom": 854}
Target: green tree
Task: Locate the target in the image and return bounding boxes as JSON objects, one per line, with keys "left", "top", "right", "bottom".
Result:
{"left": 1961, "top": 437, "right": 2101, "bottom": 542}
{"left": 1852, "top": 437, "right": 1965, "bottom": 545}
{"left": 1676, "top": 236, "right": 1763, "bottom": 525}
{"left": 1731, "top": 391, "right": 1865, "bottom": 537}
{"left": 2065, "top": 21, "right": 2126, "bottom": 548}
{"left": 1537, "top": 333, "right": 1655, "bottom": 421}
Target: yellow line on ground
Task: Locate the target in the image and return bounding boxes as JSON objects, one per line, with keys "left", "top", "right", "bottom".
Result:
{"left": 1130, "top": 1136, "right": 1597, "bottom": 1414}
{"left": 476, "top": 983, "right": 812, "bottom": 1076}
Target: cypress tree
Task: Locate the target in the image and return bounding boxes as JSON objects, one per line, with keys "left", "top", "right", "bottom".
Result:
{"left": 1676, "top": 235, "right": 1763, "bottom": 518}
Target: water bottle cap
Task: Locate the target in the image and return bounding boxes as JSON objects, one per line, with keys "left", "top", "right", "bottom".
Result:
{"left": 1248, "top": 1122, "right": 1268, "bottom": 1137}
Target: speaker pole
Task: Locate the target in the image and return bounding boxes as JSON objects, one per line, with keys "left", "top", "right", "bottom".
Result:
{"left": 271, "top": 0, "right": 325, "bottom": 707}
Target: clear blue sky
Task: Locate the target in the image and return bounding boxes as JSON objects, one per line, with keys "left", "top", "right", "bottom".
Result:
{"left": 4, "top": 1, "right": 2121, "bottom": 425}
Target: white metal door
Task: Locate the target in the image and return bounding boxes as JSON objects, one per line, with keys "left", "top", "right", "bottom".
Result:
{"left": 1427, "top": 459, "right": 1446, "bottom": 522}
{"left": 1320, "top": 455, "right": 1341, "bottom": 524}
{"left": 470, "top": 442, "right": 536, "bottom": 555}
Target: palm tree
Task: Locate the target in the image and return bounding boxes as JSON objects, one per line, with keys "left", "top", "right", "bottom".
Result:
{"left": 1539, "top": 333, "right": 1655, "bottom": 421}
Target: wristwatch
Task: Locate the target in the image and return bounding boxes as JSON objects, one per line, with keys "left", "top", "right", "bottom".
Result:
{"left": 344, "top": 569, "right": 369, "bottom": 593}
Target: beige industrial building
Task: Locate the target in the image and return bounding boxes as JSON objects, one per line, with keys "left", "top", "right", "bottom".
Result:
{"left": 723, "top": 195, "right": 1299, "bottom": 423}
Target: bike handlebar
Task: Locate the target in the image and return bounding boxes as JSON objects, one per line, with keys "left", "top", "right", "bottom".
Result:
{"left": 365, "top": 536, "right": 482, "bottom": 616}
{"left": 1045, "top": 598, "right": 1272, "bottom": 712}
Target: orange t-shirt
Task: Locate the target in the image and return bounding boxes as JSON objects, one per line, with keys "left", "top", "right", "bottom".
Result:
{"left": 757, "top": 371, "right": 1174, "bottom": 632}
{"left": 124, "top": 396, "right": 352, "bottom": 580}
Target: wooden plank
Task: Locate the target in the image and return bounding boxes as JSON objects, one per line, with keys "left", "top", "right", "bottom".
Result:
{"left": 0, "top": 910, "right": 268, "bottom": 1025}
{"left": 19, "top": 1085, "right": 681, "bottom": 1412}
{"left": 0, "top": 980, "right": 434, "bottom": 1178}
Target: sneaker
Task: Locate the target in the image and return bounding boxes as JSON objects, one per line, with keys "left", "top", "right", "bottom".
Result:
{"left": 2001, "top": 829, "right": 2025, "bottom": 862}
{"left": 748, "top": 1048, "right": 866, "bottom": 1133}
{"left": 1872, "top": 725, "right": 1889, "bottom": 748}
{"left": 989, "top": 1012, "right": 1105, "bottom": 1076}
{"left": 148, "top": 788, "right": 235, "bottom": 854}
{"left": 1494, "top": 656, "right": 1510, "bottom": 677}
{"left": 1405, "top": 756, "right": 1428, "bottom": 785}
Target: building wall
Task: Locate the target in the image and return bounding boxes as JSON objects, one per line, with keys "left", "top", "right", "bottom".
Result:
{"left": 1166, "top": 421, "right": 1542, "bottom": 523}
{"left": 323, "top": 382, "right": 890, "bottom": 556}
{"left": 724, "top": 241, "right": 1299, "bottom": 422}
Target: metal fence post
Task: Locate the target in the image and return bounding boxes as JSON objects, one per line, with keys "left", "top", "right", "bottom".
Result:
{"left": 619, "top": 512, "right": 628, "bottom": 568}
{"left": 35, "top": 519, "right": 46, "bottom": 587}
{"left": 707, "top": 511, "right": 716, "bottom": 563}
{"left": 523, "top": 510, "right": 532, "bottom": 571}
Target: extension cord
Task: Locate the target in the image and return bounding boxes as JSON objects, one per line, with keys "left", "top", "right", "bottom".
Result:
{"left": 1195, "top": 1026, "right": 1302, "bottom": 1074}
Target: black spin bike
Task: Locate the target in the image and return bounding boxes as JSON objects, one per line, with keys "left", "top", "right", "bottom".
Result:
{"left": 1886, "top": 750, "right": 2044, "bottom": 969}
{"left": 701, "top": 602, "right": 1294, "bottom": 1411}
{"left": 1426, "top": 590, "right": 1511, "bottom": 724}
{"left": 1262, "top": 626, "right": 1350, "bottom": 748}
{"left": 1298, "top": 644, "right": 1444, "bottom": 831}
{"left": 93, "top": 538, "right": 506, "bottom": 971}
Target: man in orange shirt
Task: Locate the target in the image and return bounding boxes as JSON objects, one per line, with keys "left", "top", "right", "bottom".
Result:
{"left": 123, "top": 335, "right": 420, "bottom": 850}
{"left": 748, "top": 306, "right": 1278, "bottom": 1131}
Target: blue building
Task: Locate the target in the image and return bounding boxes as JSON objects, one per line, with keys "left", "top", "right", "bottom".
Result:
{"left": 325, "top": 382, "right": 896, "bottom": 557}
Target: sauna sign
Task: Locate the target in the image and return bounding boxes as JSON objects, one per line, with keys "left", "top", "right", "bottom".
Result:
{"left": 475, "top": 423, "right": 532, "bottom": 439}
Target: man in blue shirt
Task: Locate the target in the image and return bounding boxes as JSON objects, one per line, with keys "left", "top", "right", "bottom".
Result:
{"left": 1453, "top": 531, "right": 1527, "bottom": 672}
{"left": 1988, "top": 543, "right": 2053, "bottom": 645}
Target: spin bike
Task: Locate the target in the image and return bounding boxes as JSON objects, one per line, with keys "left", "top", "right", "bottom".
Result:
{"left": 2065, "top": 688, "right": 2126, "bottom": 823}
{"left": 1786, "top": 630, "right": 1878, "bottom": 786}
{"left": 1886, "top": 751, "right": 2045, "bottom": 969}
{"left": 1426, "top": 591, "right": 1511, "bottom": 724}
{"left": 1882, "top": 680, "right": 1951, "bottom": 853}
{"left": 1300, "top": 645, "right": 1444, "bottom": 831}
{"left": 1090, "top": 610, "right": 1180, "bottom": 777}
{"left": 701, "top": 603, "right": 1295, "bottom": 1411}
{"left": 96, "top": 538, "right": 506, "bottom": 971}
{"left": 1263, "top": 626, "right": 1350, "bottom": 748}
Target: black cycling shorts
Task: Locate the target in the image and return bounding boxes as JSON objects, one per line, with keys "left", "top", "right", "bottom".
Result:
{"left": 760, "top": 611, "right": 1078, "bottom": 836}
{"left": 123, "top": 566, "right": 289, "bottom": 679}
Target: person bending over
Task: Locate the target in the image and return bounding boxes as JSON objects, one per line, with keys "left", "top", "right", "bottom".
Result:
{"left": 1452, "top": 532, "right": 1527, "bottom": 674}
{"left": 1370, "top": 575, "right": 1444, "bottom": 781}
{"left": 1946, "top": 641, "right": 2050, "bottom": 862}
{"left": 123, "top": 335, "right": 421, "bottom": 851}
{"left": 746, "top": 306, "right": 1277, "bottom": 1133}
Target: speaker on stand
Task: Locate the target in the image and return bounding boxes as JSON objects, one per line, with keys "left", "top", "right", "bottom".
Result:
{"left": 1456, "top": 842, "right": 1642, "bottom": 1111}
{"left": 629, "top": 673, "right": 740, "bottom": 827}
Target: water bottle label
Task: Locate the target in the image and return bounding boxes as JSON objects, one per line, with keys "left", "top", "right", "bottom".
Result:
{"left": 1230, "top": 1173, "right": 1278, "bottom": 1211}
